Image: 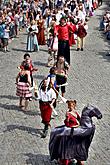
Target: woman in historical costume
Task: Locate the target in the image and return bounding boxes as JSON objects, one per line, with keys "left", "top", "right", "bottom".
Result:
{"left": 47, "top": 15, "right": 58, "bottom": 66}
{"left": 37, "top": 15, "right": 46, "bottom": 45}
{"left": 58, "top": 100, "right": 81, "bottom": 165}
{"left": 26, "top": 20, "right": 39, "bottom": 52}
{"left": 16, "top": 64, "right": 32, "bottom": 111}
{"left": 54, "top": 17, "right": 76, "bottom": 65}
{"left": 68, "top": 18, "right": 77, "bottom": 47}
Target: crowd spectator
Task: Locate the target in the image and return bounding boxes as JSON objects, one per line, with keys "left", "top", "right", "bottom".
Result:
{"left": 99, "top": 10, "right": 110, "bottom": 42}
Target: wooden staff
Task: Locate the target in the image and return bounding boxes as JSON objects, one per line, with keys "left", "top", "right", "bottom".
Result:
{"left": 51, "top": 85, "right": 67, "bottom": 103}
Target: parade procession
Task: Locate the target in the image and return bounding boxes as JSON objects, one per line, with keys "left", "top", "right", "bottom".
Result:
{"left": 0, "top": 0, "right": 110, "bottom": 165}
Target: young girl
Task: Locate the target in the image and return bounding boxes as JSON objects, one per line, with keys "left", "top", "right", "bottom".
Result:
{"left": 16, "top": 64, "right": 32, "bottom": 111}
{"left": 64, "top": 100, "right": 80, "bottom": 128}
{"left": 59, "top": 100, "right": 82, "bottom": 165}
{"left": 19, "top": 53, "right": 38, "bottom": 87}
{"left": 54, "top": 56, "right": 70, "bottom": 98}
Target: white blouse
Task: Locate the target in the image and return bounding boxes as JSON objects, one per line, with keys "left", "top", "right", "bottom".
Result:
{"left": 38, "top": 88, "right": 56, "bottom": 102}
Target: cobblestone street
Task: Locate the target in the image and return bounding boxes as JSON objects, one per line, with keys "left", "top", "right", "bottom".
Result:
{"left": 0, "top": 3, "right": 110, "bottom": 165}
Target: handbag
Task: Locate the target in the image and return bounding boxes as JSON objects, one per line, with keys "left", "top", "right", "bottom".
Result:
{"left": 52, "top": 36, "right": 58, "bottom": 51}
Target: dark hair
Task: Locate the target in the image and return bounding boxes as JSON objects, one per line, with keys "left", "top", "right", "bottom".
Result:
{"left": 66, "top": 100, "right": 77, "bottom": 104}
{"left": 24, "top": 64, "right": 29, "bottom": 70}
{"left": 58, "top": 55, "right": 64, "bottom": 59}
{"left": 29, "top": 27, "right": 33, "bottom": 32}
{"left": 60, "top": 16, "right": 66, "bottom": 22}
{"left": 24, "top": 53, "right": 30, "bottom": 59}
{"left": 49, "top": 67, "right": 56, "bottom": 74}
{"left": 52, "top": 15, "right": 56, "bottom": 21}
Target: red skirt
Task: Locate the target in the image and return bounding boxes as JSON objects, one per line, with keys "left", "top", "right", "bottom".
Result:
{"left": 39, "top": 102, "right": 52, "bottom": 125}
{"left": 59, "top": 159, "right": 72, "bottom": 165}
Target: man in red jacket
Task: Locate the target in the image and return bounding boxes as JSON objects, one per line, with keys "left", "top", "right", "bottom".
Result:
{"left": 54, "top": 17, "right": 76, "bottom": 65}
{"left": 77, "top": 21, "right": 87, "bottom": 51}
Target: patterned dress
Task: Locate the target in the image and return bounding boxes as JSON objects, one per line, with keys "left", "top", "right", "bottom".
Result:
{"left": 16, "top": 73, "right": 32, "bottom": 98}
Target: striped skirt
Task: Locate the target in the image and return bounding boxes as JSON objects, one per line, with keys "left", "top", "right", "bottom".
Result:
{"left": 16, "top": 82, "right": 32, "bottom": 98}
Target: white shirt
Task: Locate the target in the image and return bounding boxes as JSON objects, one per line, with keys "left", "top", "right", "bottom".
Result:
{"left": 38, "top": 88, "right": 56, "bottom": 102}
{"left": 14, "top": 14, "right": 20, "bottom": 25}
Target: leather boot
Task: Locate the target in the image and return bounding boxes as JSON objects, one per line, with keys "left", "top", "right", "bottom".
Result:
{"left": 41, "top": 125, "right": 48, "bottom": 138}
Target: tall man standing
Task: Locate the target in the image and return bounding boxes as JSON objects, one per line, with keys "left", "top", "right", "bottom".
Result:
{"left": 54, "top": 17, "right": 77, "bottom": 65}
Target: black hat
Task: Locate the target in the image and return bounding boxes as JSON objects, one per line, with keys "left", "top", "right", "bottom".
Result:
{"left": 60, "top": 16, "right": 66, "bottom": 21}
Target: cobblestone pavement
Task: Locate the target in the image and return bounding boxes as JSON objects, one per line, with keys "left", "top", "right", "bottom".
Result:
{"left": 0, "top": 4, "right": 110, "bottom": 165}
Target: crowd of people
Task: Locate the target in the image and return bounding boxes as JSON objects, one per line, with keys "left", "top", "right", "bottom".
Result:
{"left": 0, "top": 0, "right": 102, "bottom": 165}
{"left": 99, "top": 10, "right": 110, "bottom": 40}
{"left": 0, "top": 0, "right": 102, "bottom": 53}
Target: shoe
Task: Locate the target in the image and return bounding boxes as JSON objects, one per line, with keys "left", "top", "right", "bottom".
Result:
{"left": 46, "top": 63, "right": 53, "bottom": 67}
{"left": 29, "top": 98, "right": 32, "bottom": 101}
{"left": 81, "top": 48, "right": 83, "bottom": 51}
{"left": 58, "top": 100, "right": 63, "bottom": 104}
{"left": 4, "top": 50, "right": 7, "bottom": 53}
{"left": 41, "top": 129, "right": 48, "bottom": 138}
{"left": 76, "top": 48, "right": 80, "bottom": 51}
{"left": 6, "top": 50, "right": 10, "bottom": 52}
{"left": 106, "top": 52, "right": 110, "bottom": 56}
{"left": 51, "top": 115, "right": 55, "bottom": 119}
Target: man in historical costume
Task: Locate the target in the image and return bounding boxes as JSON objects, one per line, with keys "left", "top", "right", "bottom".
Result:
{"left": 54, "top": 16, "right": 77, "bottom": 65}
{"left": 76, "top": 20, "right": 88, "bottom": 51}
{"left": 37, "top": 79, "right": 56, "bottom": 138}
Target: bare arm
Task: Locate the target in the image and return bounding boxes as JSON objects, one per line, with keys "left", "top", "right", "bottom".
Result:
{"left": 16, "top": 73, "right": 20, "bottom": 83}
{"left": 26, "top": 71, "right": 31, "bottom": 86}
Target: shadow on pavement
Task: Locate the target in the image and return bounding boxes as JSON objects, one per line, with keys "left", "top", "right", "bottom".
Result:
{"left": 24, "top": 153, "right": 58, "bottom": 165}
{"left": 4, "top": 125, "right": 43, "bottom": 137}
{"left": 0, "top": 103, "right": 21, "bottom": 111}
{"left": 0, "top": 95, "right": 18, "bottom": 100}
{"left": 21, "top": 42, "right": 27, "bottom": 44}
{"left": 12, "top": 48, "right": 27, "bottom": 52}
{"left": 33, "top": 74, "right": 45, "bottom": 80}
{"left": 33, "top": 61, "right": 46, "bottom": 66}
{"left": 0, "top": 102, "right": 40, "bottom": 116}
{"left": 39, "top": 48, "right": 48, "bottom": 53}
{"left": 96, "top": 51, "right": 110, "bottom": 62}
{"left": 22, "top": 110, "right": 41, "bottom": 116}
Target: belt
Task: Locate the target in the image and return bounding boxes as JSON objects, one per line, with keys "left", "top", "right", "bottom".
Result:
{"left": 39, "top": 100, "right": 51, "bottom": 104}
{"left": 59, "top": 40, "right": 68, "bottom": 43}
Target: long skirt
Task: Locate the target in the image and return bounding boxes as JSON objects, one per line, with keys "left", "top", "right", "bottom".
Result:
{"left": 27, "top": 34, "right": 39, "bottom": 52}
{"left": 16, "top": 82, "right": 32, "bottom": 98}
{"left": 37, "top": 29, "right": 46, "bottom": 45}
{"left": 69, "top": 33, "right": 76, "bottom": 46}
{"left": 39, "top": 102, "right": 52, "bottom": 125}
{"left": 58, "top": 40, "right": 70, "bottom": 65}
